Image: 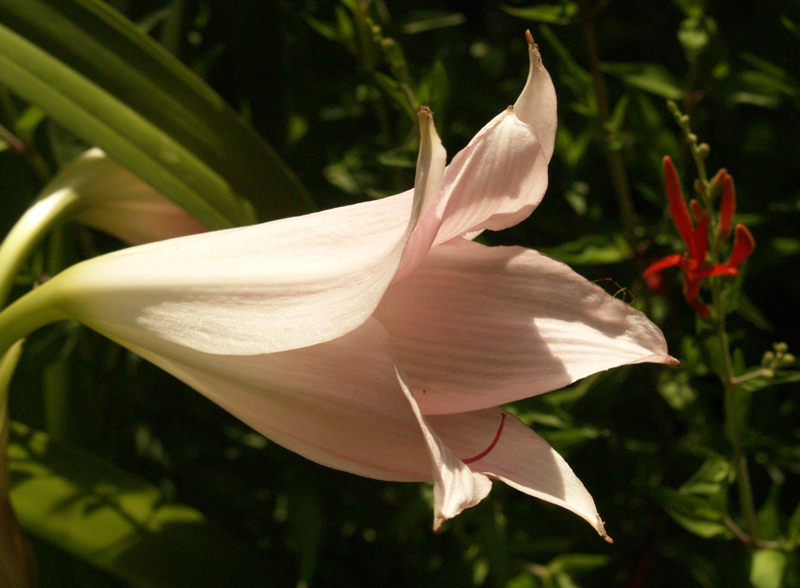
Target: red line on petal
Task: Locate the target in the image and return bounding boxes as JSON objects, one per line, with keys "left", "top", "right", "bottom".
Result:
{"left": 462, "top": 413, "right": 506, "bottom": 465}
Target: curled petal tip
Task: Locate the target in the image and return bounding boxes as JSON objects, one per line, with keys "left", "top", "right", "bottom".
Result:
{"left": 595, "top": 515, "right": 613, "bottom": 543}
{"left": 525, "top": 30, "right": 543, "bottom": 68}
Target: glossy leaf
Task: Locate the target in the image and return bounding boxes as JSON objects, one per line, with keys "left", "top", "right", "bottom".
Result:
{"left": 601, "top": 62, "right": 683, "bottom": 100}
{"left": 658, "top": 488, "right": 732, "bottom": 539}
{"left": 0, "top": 0, "right": 316, "bottom": 228}
{"left": 502, "top": 3, "right": 579, "bottom": 26}
{"left": 8, "top": 421, "right": 284, "bottom": 588}
{"left": 750, "top": 549, "right": 787, "bottom": 588}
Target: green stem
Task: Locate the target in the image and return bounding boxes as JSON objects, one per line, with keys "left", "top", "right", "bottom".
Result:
{"left": 0, "top": 188, "right": 82, "bottom": 308}
{"left": 0, "top": 286, "right": 66, "bottom": 361}
{"left": 711, "top": 284, "right": 759, "bottom": 547}
{"left": 1, "top": 341, "right": 37, "bottom": 588}
{"left": 579, "top": 2, "right": 637, "bottom": 250}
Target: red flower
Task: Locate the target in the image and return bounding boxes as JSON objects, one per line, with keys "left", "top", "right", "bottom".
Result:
{"left": 644, "top": 156, "right": 754, "bottom": 318}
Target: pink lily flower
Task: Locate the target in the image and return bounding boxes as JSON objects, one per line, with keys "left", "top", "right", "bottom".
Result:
{"left": 43, "top": 148, "right": 207, "bottom": 245}
{"left": 11, "top": 33, "right": 675, "bottom": 536}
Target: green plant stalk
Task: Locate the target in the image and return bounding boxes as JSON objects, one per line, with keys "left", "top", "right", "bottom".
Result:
{"left": 0, "top": 287, "right": 65, "bottom": 363}
{"left": 1, "top": 340, "right": 36, "bottom": 588}
{"left": 0, "top": 189, "right": 84, "bottom": 308}
{"left": 711, "top": 282, "right": 759, "bottom": 547}
{"left": 579, "top": 2, "right": 637, "bottom": 249}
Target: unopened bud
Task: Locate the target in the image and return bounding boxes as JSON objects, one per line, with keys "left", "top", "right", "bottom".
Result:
{"left": 774, "top": 342, "right": 789, "bottom": 354}
{"left": 680, "top": 114, "right": 690, "bottom": 125}
{"left": 711, "top": 168, "right": 728, "bottom": 189}
{"left": 697, "top": 143, "right": 710, "bottom": 158}
{"left": 762, "top": 351, "right": 775, "bottom": 366}
{"left": 782, "top": 353, "right": 796, "bottom": 366}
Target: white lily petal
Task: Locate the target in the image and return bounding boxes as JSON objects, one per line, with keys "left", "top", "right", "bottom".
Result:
{"left": 428, "top": 409, "right": 609, "bottom": 539}
{"left": 46, "top": 111, "right": 446, "bottom": 355}
{"left": 396, "top": 369, "right": 492, "bottom": 531}
{"left": 395, "top": 35, "right": 555, "bottom": 276}
{"left": 375, "top": 238, "right": 676, "bottom": 415}
{"left": 513, "top": 32, "right": 558, "bottom": 163}
{"left": 45, "top": 148, "right": 207, "bottom": 244}
{"left": 104, "top": 317, "right": 434, "bottom": 481}
{"left": 430, "top": 109, "right": 548, "bottom": 247}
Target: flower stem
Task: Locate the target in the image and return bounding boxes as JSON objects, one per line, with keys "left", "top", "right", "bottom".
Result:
{"left": 1, "top": 341, "right": 37, "bottom": 588}
{"left": 0, "top": 287, "right": 66, "bottom": 362}
{"left": 711, "top": 284, "right": 759, "bottom": 547}
{"left": 0, "top": 188, "right": 82, "bottom": 308}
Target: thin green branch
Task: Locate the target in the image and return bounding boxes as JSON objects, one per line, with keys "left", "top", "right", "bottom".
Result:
{"left": 579, "top": 1, "right": 636, "bottom": 249}
{"left": 1, "top": 340, "right": 36, "bottom": 588}
{"left": 711, "top": 283, "right": 759, "bottom": 547}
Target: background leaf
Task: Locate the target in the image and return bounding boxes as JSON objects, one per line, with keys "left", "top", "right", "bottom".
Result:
{"left": 0, "top": 0, "right": 315, "bottom": 227}
{"left": 8, "top": 421, "right": 285, "bottom": 588}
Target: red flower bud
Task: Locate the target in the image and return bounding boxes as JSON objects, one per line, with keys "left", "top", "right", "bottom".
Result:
{"left": 726, "top": 224, "right": 755, "bottom": 268}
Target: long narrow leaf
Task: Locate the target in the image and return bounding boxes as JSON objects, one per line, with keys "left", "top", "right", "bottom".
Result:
{"left": 0, "top": 0, "right": 315, "bottom": 226}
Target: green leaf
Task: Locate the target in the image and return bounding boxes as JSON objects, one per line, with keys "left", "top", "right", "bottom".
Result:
{"left": 0, "top": 0, "right": 315, "bottom": 228}
{"left": 540, "top": 233, "right": 632, "bottom": 265}
{"left": 658, "top": 456, "right": 734, "bottom": 539}
{"left": 605, "top": 93, "right": 631, "bottom": 135}
{"left": 789, "top": 499, "right": 800, "bottom": 545}
{"left": 601, "top": 63, "right": 683, "bottom": 100}
{"left": 750, "top": 549, "right": 787, "bottom": 588}
{"left": 8, "top": 421, "right": 285, "bottom": 588}
{"left": 658, "top": 369, "right": 697, "bottom": 411}
{"left": 401, "top": 11, "right": 466, "bottom": 35}
{"left": 736, "top": 370, "right": 800, "bottom": 395}
{"left": 502, "top": 3, "right": 580, "bottom": 25}
{"left": 373, "top": 71, "right": 416, "bottom": 117}
{"left": 416, "top": 60, "right": 449, "bottom": 117}
{"left": 658, "top": 488, "right": 732, "bottom": 539}
{"left": 681, "top": 455, "right": 733, "bottom": 496}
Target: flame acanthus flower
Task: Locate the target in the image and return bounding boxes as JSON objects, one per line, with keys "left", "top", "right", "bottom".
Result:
{"left": 6, "top": 33, "right": 675, "bottom": 536}
{"left": 644, "top": 156, "right": 755, "bottom": 318}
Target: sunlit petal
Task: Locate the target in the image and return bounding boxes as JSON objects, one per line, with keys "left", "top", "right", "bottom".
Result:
{"left": 429, "top": 408, "right": 609, "bottom": 538}
{"left": 513, "top": 31, "right": 558, "bottom": 162}
{"left": 396, "top": 370, "right": 492, "bottom": 530}
{"left": 375, "top": 238, "right": 675, "bottom": 415}
{"left": 431, "top": 110, "right": 548, "bottom": 246}
{"left": 46, "top": 111, "right": 446, "bottom": 356}
{"left": 107, "top": 317, "right": 434, "bottom": 481}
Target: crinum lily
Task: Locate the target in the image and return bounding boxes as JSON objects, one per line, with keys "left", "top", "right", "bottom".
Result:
{"left": 42, "top": 147, "right": 208, "bottom": 245}
{"left": 0, "top": 33, "right": 675, "bottom": 536}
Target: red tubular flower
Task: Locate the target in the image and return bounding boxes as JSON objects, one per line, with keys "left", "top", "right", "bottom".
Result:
{"left": 663, "top": 157, "right": 695, "bottom": 258}
{"left": 726, "top": 224, "right": 755, "bottom": 267}
{"left": 644, "top": 157, "right": 754, "bottom": 318}
{"left": 718, "top": 174, "right": 736, "bottom": 239}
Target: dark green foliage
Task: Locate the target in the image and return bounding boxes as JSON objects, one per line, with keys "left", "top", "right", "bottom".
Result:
{"left": 2, "top": 1, "right": 799, "bottom": 586}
